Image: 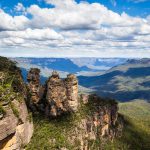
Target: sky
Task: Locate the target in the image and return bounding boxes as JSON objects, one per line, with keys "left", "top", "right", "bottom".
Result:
{"left": 0, "top": 0, "right": 150, "bottom": 58}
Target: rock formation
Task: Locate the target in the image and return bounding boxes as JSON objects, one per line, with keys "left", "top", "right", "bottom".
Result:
{"left": 65, "top": 74, "right": 78, "bottom": 112}
{"left": 67, "top": 94, "right": 123, "bottom": 150}
{"left": 27, "top": 68, "right": 44, "bottom": 111}
{"left": 0, "top": 100, "right": 33, "bottom": 150}
{"left": 46, "top": 71, "right": 68, "bottom": 117}
{"left": 0, "top": 57, "right": 33, "bottom": 150}
{"left": 26, "top": 68, "right": 123, "bottom": 147}
{"left": 46, "top": 71, "right": 78, "bottom": 117}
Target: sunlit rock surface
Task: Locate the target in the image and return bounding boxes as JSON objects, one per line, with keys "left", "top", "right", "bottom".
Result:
{"left": 0, "top": 57, "right": 33, "bottom": 150}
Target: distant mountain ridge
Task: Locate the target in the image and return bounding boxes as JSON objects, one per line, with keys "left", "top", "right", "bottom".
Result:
{"left": 78, "top": 58, "right": 150, "bottom": 102}
{"left": 12, "top": 58, "right": 91, "bottom": 73}
{"left": 11, "top": 57, "right": 127, "bottom": 80}
{"left": 126, "top": 58, "right": 150, "bottom": 64}
{"left": 11, "top": 57, "right": 150, "bottom": 101}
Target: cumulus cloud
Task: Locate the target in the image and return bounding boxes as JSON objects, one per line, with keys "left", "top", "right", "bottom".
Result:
{"left": 0, "top": 9, "right": 29, "bottom": 31}
{"left": 14, "top": 3, "right": 26, "bottom": 12}
{"left": 0, "top": 0, "right": 150, "bottom": 57}
{"left": 1, "top": 28, "right": 63, "bottom": 40}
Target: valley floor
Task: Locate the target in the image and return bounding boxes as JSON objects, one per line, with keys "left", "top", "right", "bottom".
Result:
{"left": 117, "top": 100, "right": 150, "bottom": 150}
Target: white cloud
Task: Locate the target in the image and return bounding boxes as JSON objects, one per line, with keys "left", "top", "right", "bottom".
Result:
{"left": 0, "top": 9, "right": 29, "bottom": 31}
{"left": 14, "top": 3, "right": 26, "bottom": 12}
{"left": 45, "top": 0, "right": 76, "bottom": 7}
{"left": 0, "top": 0, "right": 150, "bottom": 57}
{"left": 0, "top": 28, "right": 63, "bottom": 40}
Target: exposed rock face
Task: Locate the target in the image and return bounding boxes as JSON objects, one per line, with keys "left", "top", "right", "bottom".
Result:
{"left": 0, "top": 57, "right": 33, "bottom": 150}
{"left": 27, "top": 69, "right": 79, "bottom": 117}
{"left": 46, "top": 71, "right": 68, "bottom": 117}
{"left": 26, "top": 68, "right": 123, "bottom": 149}
{"left": 0, "top": 100, "right": 33, "bottom": 150}
{"left": 45, "top": 71, "right": 78, "bottom": 117}
{"left": 27, "top": 68, "right": 44, "bottom": 110}
{"left": 65, "top": 74, "right": 78, "bottom": 112}
{"left": 67, "top": 94, "right": 123, "bottom": 150}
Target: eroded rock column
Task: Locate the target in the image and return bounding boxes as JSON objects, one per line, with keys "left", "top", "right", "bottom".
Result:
{"left": 46, "top": 71, "right": 68, "bottom": 117}
{"left": 65, "top": 74, "right": 78, "bottom": 112}
{"left": 27, "top": 68, "right": 42, "bottom": 110}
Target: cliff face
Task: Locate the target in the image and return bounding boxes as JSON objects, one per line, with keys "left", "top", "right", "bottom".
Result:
{"left": 81, "top": 95, "right": 122, "bottom": 137}
{"left": 0, "top": 57, "right": 33, "bottom": 150}
{"left": 65, "top": 95, "right": 123, "bottom": 150}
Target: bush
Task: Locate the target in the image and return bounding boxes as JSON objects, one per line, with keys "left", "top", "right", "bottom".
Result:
{"left": 0, "top": 104, "right": 6, "bottom": 116}
{"left": 10, "top": 102, "right": 19, "bottom": 118}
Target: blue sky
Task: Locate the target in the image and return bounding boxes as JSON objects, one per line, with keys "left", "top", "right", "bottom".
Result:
{"left": 0, "top": 0, "right": 150, "bottom": 57}
{"left": 1, "top": 0, "right": 150, "bottom": 17}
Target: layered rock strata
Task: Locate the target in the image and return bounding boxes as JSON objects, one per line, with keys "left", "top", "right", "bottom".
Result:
{"left": 46, "top": 71, "right": 68, "bottom": 117}
{"left": 0, "top": 57, "right": 123, "bottom": 150}
{"left": 68, "top": 94, "right": 123, "bottom": 150}
{"left": 27, "top": 69, "right": 79, "bottom": 117}
{"left": 27, "top": 68, "right": 44, "bottom": 111}
{"left": 0, "top": 100, "right": 33, "bottom": 150}
{"left": 0, "top": 57, "right": 33, "bottom": 150}
{"left": 65, "top": 74, "right": 78, "bottom": 112}
{"left": 46, "top": 71, "right": 78, "bottom": 117}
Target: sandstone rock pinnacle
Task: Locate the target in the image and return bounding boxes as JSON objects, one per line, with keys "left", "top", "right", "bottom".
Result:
{"left": 65, "top": 74, "right": 78, "bottom": 112}
{"left": 27, "top": 68, "right": 44, "bottom": 110}
{"left": 45, "top": 71, "right": 79, "bottom": 117}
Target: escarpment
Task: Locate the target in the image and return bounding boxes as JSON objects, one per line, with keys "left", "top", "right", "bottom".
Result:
{"left": 0, "top": 57, "right": 123, "bottom": 150}
{"left": 65, "top": 95, "right": 123, "bottom": 149}
{"left": 0, "top": 57, "right": 33, "bottom": 150}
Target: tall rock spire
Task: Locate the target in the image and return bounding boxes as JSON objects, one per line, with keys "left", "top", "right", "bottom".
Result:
{"left": 46, "top": 71, "right": 68, "bottom": 117}
{"left": 27, "top": 68, "right": 43, "bottom": 110}
{"left": 65, "top": 74, "right": 78, "bottom": 112}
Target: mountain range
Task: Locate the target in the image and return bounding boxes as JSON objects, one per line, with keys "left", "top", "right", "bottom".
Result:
{"left": 78, "top": 58, "right": 150, "bottom": 102}
{"left": 12, "top": 57, "right": 150, "bottom": 102}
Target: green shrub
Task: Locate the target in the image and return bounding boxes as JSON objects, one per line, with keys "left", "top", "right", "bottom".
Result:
{"left": 27, "top": 112, "right": 33, "bottom": 123}
{"left": 0, "top": 104, "right": 6, "bottom": 115}
{"left": 10, "top": 102, "right": 19, "bottom": 118}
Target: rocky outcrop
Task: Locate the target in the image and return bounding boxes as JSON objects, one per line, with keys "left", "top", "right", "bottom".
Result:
{"left": 67, "top": 94, "right": 123, "bottom": 150}
{"left": 65, "top": 74, "right": 78, "bottom": 112}
{"left": 84, "top": 94, "right": 122, "bottom": 139}
{"left": 0, "top": 100, "right": 33, "bottom": 150}
{"left": 46, "top": 71, "right": 78, "bottom": 117}
{"left": 27, "top": 70, "right": 79, "bottom": 117}
{"left": 27, "top": 68, "right": 44, "bottom": 111}
{"left": 0, "top": 57, "right": 33, "bottom": 150}
{"left": 46, "top": 71, "right": 68, "bottom": 117}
